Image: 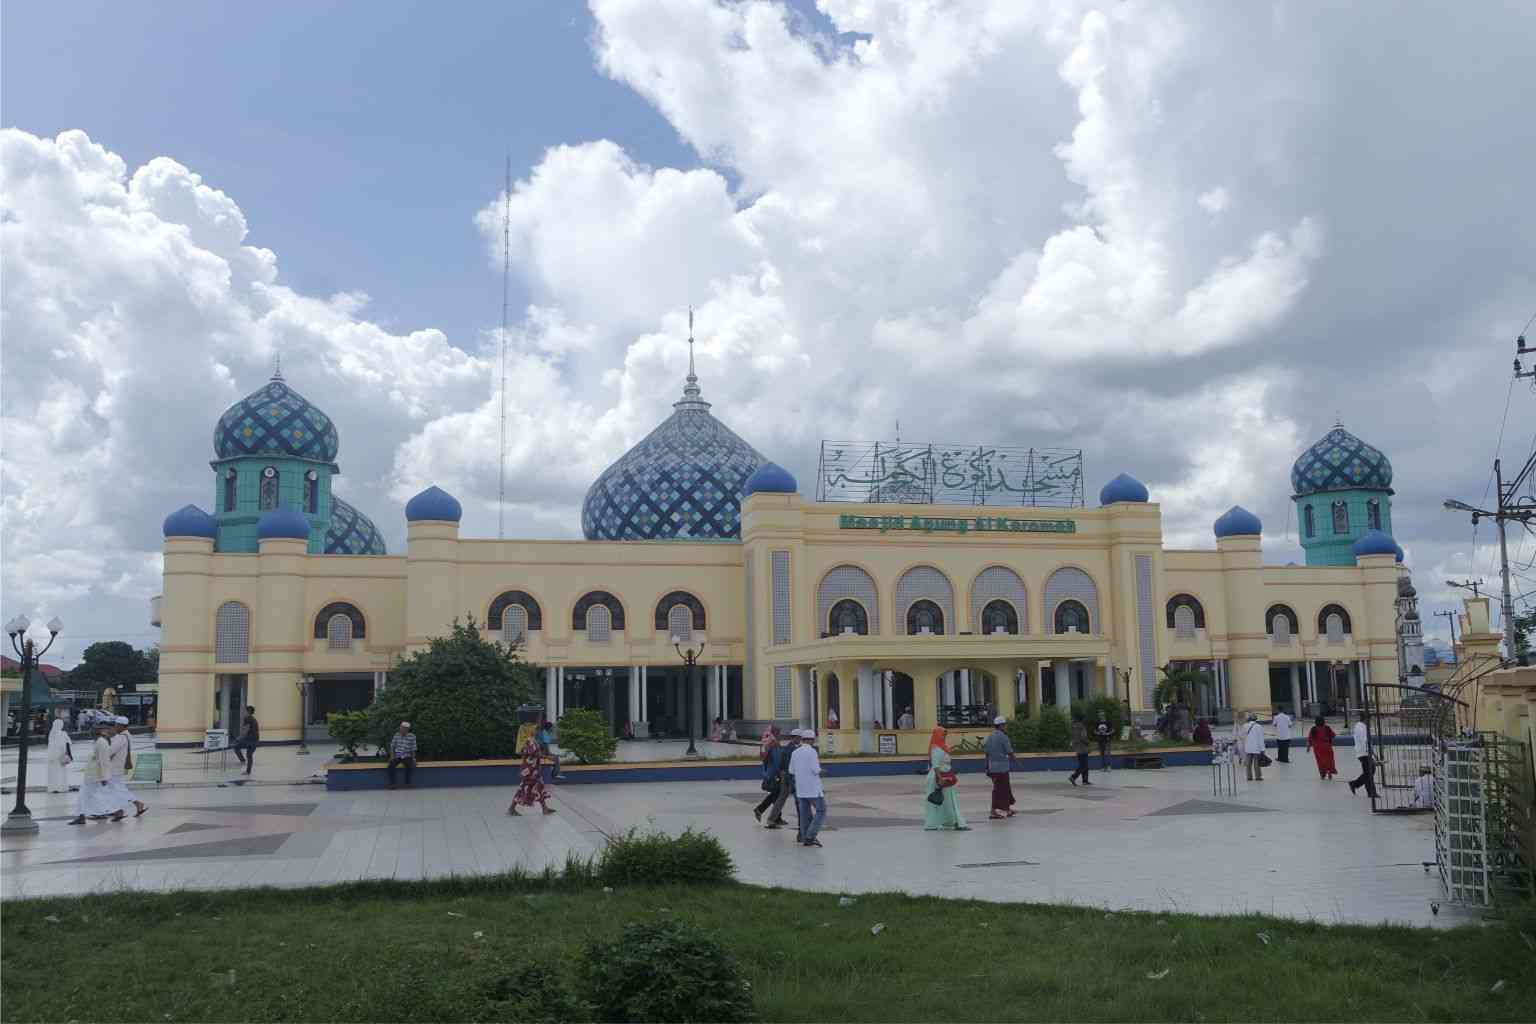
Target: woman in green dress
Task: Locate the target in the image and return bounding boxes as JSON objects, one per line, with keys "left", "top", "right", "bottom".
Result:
{"left": 923, "top": 726, "right": 969, "bottom": 830}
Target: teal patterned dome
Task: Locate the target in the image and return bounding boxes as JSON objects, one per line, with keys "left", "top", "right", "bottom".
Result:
{"left": 214, "top": 370, "right": 339, "bottom": 463}
{"left": 324, "top": 496, "right": 387, "bottom": 555}
{"left": 1291, "top": 424, "right": 1392, "bottom": 496}
{"left": 582, "top": 346, "right": 767, "bottom": 541}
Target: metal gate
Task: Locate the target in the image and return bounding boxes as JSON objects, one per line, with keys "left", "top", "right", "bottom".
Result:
{"left": 1362, "top": 682, "right": 1470, "bottom": 813}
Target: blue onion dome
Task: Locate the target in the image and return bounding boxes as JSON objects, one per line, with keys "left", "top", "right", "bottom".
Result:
{"left": 1098, "top": 472, "right": 1149, "bottom": 505}
{"left": 742, "top": 461, "right": 797, "bottom": 496}
{"left": 256, "top": 506, "right": 311, "bottom": 541}
{"left": 325, "top": 496, "right": 387, "bottom": 555}
{"left": 405, "top": 484, "right": 462, "bottom": 523}
{"left": 1352, "top": 529, "right": 1398, "bottom": 558}
{"left": 1213, "top": 505, "right": 1263, "bottom": 538}
{"left": 214, "top": 368, "right": 339, "bottom": 464}
{"left": 162, "top": 504, "right": 217, "bottom": 539}
{"left": 1393, "top": 539, "right": 1405, "bottom": 563}
{"left": 1291, "top": 422, "right": 1393, "bottom": 496}
{"left": 582, "top": 342, "right": 766, "bottom": 540}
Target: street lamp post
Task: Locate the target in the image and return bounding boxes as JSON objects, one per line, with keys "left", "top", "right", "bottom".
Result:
{"left": 3, "top": 616, "right": 63, "bottom": 835}
{"left": 672, "top": 635, "right": 706, "bottom": 757}
{"left": 295, "top": 675, "right": 312, "bottom": 756}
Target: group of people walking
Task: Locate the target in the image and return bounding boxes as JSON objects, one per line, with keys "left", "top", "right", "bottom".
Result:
{"left": 1233, "top": 709, "right": 1378, "bottom": 798}
{"left": 66, "top": 716, "right": 147, "bottom": 824}
{"left": 752, "top": 726, "right": 827, "bottom": 846}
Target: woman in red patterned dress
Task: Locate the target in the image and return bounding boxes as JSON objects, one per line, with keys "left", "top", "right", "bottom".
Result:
{"left": 508, "top": 735, "right": 556, "bottom": 815}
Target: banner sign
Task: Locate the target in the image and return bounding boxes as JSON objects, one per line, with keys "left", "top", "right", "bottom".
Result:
{"left": 818, "top": 440, "right": 1084, "bottom": 507}
{"left": 838, "top": 513, "right": 1075, "bottom": 535}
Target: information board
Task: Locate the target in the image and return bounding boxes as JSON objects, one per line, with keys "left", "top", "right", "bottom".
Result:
{"left": 877, "top": 733, "right": 898, "bottom": 755}
{"left": 204, "top": 728, "right": 228, "bottom": 751}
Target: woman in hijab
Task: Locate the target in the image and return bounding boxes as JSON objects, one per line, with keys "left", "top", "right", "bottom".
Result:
{"left": 508, "top": 733, "right": 555, "bottom": 816}
{"left": 923, "top": 726, "right": 969, "bottom": 831}
{"left": 46, "top": 716, "right": 73, "bottom": 793}
{"left": 1307, "top": 715, "right": 1338, "bottom": 780}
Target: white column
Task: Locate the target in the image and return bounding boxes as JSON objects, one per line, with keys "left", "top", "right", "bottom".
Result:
{"left": 1102, "top": 663, "right": 1113, "bottom": 699}
{"left": 882, "top": 671, "right": 894, "bottom": 725}
{"left": 706, "top": 663, "right": 720, "bottom": 726}
{"left": 1288, "top": 662, "right": 1302, "bottom": 718}
{"left": 557, "top": 666, "right": 566, "bottom": 717}
{"left": 545, "top": 666, "right": 557, "bottom": 718}
{"left": 1033, "top": 663, "right": 1047, "bottom": 710}
{"left": 960, "top": 668, "right": 972, "bottom": 705}
{"left": 857, "top": 661, "right": 877, "bottom": 753}
{"left": 628, "top": 666, "right": 639, "bottom": 728}
{"left": 795, "top": 665, "right": 813, "bottom": 729}
{"left": 1053, "top": 661, "right": 1069, "bottom": 706}
{"left": 718, "top": 665, "right": 728, "bottom": 720}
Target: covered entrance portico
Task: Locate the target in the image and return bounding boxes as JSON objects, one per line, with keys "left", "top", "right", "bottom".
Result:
{"left": 774, "top": 634, "right": 1121, "bottom": 755}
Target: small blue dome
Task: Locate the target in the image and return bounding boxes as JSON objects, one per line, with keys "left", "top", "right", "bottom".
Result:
{"left": 1393, "top": 540, "right": 1405, "bottom": 564}
{"left": 1352, "top": 529, "right": 1398, "bottom": 558}
{"left": 256, "top": 507, "right": 311, "bottom": 541}
{"left": 742, "top": 462, "right": 797, "bottom": 496}
{"left": 1213, "top": 505, "right": 1263, "bottom": 538}
{"left": 1098, "top": 473, "right": 1149, "bottom": 505}
{"left": 405, "top": 485, "right": 462, "bottom": 523}
{"left": 162, "top": 504, "right": 217, "bottom": 539}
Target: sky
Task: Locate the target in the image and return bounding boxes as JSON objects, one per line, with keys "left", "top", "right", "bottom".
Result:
{"left": 2, "top": 0, "right": 1534, "bottom": 668}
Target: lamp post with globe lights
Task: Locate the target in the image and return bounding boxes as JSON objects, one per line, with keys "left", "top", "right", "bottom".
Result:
{"left": 4, "top": 616, "right": 63, "bottom": 835}
{"left": 296, "top": 675, "right": 313, "bottom": 756}
{"left": 672, "top": 634, "right": 707, "bottom": 757}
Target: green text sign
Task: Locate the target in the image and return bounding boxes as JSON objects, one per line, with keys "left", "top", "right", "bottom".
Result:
{"left": 838, "top": 514, "right": 1075, "bottom": 535}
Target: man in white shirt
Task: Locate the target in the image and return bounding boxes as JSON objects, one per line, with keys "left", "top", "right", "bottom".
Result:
{"left": 107, "top": 716, "right": 147, "bottom": 818}
{"left": 788, "top": 729, "right": 827, "bottom": 847}
{"left": 1411, "top": 766, "right": 1434, "bottom": 808}
{"left": 1272, "top": 708, "right": 1293, "bottom": 764}
{"left": 1242, "top": 713, "right": 1267, "bottom": 781}
{"left": 897, "top": 707, "right": 915, "bottom": 730}
{"left": 1347, "top": 718, "right": 1377, "bottom": 799}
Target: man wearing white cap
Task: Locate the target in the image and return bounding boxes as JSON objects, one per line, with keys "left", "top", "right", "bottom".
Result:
{"left": 107, "top": 717, "right": 147, "bottom": 818}
{"left": 788, "top": 729, "right": 826, "bottom": 847}
{"left": 67, "top": 721, "right": 118, "bottom": 825}
{"left": 983, "top": 716, "right": 1017, "bottom": 819}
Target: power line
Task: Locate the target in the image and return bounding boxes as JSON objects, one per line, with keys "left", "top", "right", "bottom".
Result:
{"left": 498, "top": 152, "right": 511, "bottom": 540}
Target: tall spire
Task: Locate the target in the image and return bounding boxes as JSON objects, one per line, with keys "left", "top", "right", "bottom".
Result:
{"left": 271, "top": 354, "right": 284, "bottom": 381}
{"left": 675, "top": 304, "right": 710, "bottom": 410}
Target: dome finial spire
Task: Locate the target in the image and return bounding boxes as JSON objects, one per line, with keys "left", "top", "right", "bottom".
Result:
{"left": 272, "top": 354, "right": 284, "bottom": 381}
{"left": 675, "top": 305, "right": 710, "bottom": 409}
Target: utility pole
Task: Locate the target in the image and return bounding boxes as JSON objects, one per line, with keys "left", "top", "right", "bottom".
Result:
{"left": 1434, "top": 608, "right": 1458, "bottom": 653}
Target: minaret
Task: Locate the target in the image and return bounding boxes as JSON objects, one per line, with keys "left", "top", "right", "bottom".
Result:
{"left": 1396, "top": 576, "right": 1427, "bottom": 683}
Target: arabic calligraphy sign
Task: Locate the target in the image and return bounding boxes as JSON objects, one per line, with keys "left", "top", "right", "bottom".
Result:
{"left": 838, "top": 514, "right": 1076, "bottom": 535}
{"left": 816, "top": 441, "right": 1084, "bottom": 508}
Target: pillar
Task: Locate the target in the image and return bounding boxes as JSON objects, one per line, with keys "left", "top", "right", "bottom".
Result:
{"left": 960, "top": 668, "right": 972, "bottom": 705}
{"left": 1033, "top": 662, "right": 1047, "bottom": 712}
{"left": 1102, "top": 662, "right": 1114, "bottom": 699}
{"left": 1053, "top": 661, "right": 1069, "bottom": 707}
{"left": 857, "top": 661, "right": 877, "bottom": 753}
{"left": 1348, "top": 661, "right": 1361, "bottom": 705}
{"left": 706, "top": 664, "right": 720, "bottom": 726}
{"left": 1217, "top": 532, "right": 1270, "bottom": 718}
{"left": 545, "top": 666, "right": 557, "bottom": 720}
{"left": 1288, "top": 663, "right": 1302, "bottom": 718}
{"left": 795, "top": 665, "right": 813, "bottom": 729}
{"left": 157, "top": 535, "right": 214, "bottom": 744}
{"left": 252, "top": 535, "right": 308, "bottom": 742}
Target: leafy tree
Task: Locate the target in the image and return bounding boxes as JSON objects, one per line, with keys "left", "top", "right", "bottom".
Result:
{"left": 557, "top": 707, "right": 617, "bottom": 764}
{"left": 68, "top": 641, "right": 156, "bottom": 692}
{"left": 1154, "top": 665, "right": 1213, "bottom": 709}
{"left": 366, "top": 617, "right": 537, "bottom": 760}
{"left": 1512, "top": 607, "right": 1534, "bottom": 659}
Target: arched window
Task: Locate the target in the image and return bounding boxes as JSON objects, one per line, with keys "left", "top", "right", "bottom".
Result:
{"left": 259, "top": 466, "right": 279, "bottom": 510}
{"left": 312, "top": 602, "right": 366, "bottom": 641}
{"left": 817, "top": 566, "right": 880, "bottom": 635}
{"left": 981, "top": 599, "right": 1019, "bottom": 635}
{"left": 215, "top": 602, "right": 250, "bottom": 664}
{"left": 895, "top": 566, "right": 954, "bottom": 636}
{"left": 488, "top": 591, "right": 543, "bottom": 632}
{"left": 1045, "top": 568, "right": 1100, "bottom": 636}
{"left": 1318, "top": 603, "right": 1352, "bottom": 642}
{"left": 502, "top": 605, "right": 527, "bottom": 645}
{"left": 971, "top": 566, "right": 1029, "bottom": 633}
{"left": 304, "top": 470, "right": 318, "bottom": 514}
{"left": 587, "top": 605, "right": 612, "bottom": 643}
{"left": 571, "top": 591, "right": 625, "bottom": 631}
{"left": 907, "top": 599, "right": 944, "bottom": 635}
{"left": 1054, "top": 600, "right": 1089, "bottom": 634}
{"left": 829, "top": 599, "right": 868, "bottom": 636}
{"left": 1367, "top": 499, "right": 1381, "bottom": 531}
{"left": 1332, "top": 501, "right": 1349, "bottom": 535}
{"left": 1303, "top": 504, "right": 1315, "bottom": 538}
{"left": 654, "top": 591, "right": 706, "bottom": 632}
{"left": 1164, "top": 595, "right": 1206, "bottom": 634}
{"left": 326, "top": 613, "right": 353, "bottom": 650}
{"left": 667, "top": 603, "right": 692, "bottom": 642}
{"left": 1267, "top": 604, "right": 1299, "bottom": 645}
{"left": 1173, "top": 605, "right": 1197, "bottom": 639}
{"left": 223, "top": 469, "right": 238, "bottom": 513}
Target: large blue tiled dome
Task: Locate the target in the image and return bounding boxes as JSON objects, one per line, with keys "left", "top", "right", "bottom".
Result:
{"left": 1291, "top": 423, "right": 1392, "bottom": 496}
{"left": 325, "top": 496, "right": 387, "bottom": 555}
{"left": 582, "top": 350, "right": 767, "bottom": 541}
{"left": 214, "top": 370, "right": 339, "bottom": 464}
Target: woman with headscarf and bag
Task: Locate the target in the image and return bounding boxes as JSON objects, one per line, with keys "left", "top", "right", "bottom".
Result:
{"left": 46, "top": 716, "right": 73, "bottom": 793}
{"left": 923, "top": 726, "right": 969, "bottom": 831}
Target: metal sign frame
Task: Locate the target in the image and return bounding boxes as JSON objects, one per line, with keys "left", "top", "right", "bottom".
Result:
{"left": 817, "top": 441, "right": 1084, "bottom": 507}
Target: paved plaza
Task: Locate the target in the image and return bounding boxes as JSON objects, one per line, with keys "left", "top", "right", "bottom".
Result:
{"left": 1, "top": 742, "right": 1451, "bottom": 928}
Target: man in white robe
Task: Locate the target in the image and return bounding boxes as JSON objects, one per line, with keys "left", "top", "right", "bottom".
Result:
{"left": 106, "top": 716, "right": 147, "bottom": 818}
{"left": 68, "top": 724, "right": 118, "bottom": 823}
{"left": 46, "top": 716, "right": 73, "bottom": 793}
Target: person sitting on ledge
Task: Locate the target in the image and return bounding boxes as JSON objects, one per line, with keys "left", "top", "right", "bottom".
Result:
{"left": 386, "top": 721, "right": 417, "bottom": 790}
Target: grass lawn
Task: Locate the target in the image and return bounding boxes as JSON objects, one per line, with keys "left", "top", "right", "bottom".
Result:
{"left": 4, "top": 873, "right": 1534, "bottom": 1023}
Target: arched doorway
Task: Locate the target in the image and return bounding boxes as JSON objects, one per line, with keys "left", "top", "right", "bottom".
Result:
{"left": 888, "top": 672, "right": 915, "bottom": 728}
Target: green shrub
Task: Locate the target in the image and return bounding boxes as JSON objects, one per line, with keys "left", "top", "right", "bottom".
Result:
{"left": 366, "top": 617, "right": 537, "bottom": 760}
{"left": 582, "top": 919, "right": 754, "bottom": 1023}
{"left": 1035, "top": 706, "right": 1071, "bottom": 750}
{"left": 1006, "top": 715, "right": 1040, "bottom": 752}
{"left": 598, "top": 827, "right": 735, "bottom": 887}
{"left": 485, "top": 959, "right": 589, "bottom": 1023}
{"left": 1071, "top": 697, "right": 1124, "bottom": 738}
{"left": 557, "top": 707, "right": 617, "bottom": 764}
{"left": 326, "top": 710, "right": 372, "bottom": 758}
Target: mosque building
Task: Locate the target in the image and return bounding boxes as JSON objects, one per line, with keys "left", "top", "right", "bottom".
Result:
{"left": 152, "top": 342, "right": 1420, "bottom": 753}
